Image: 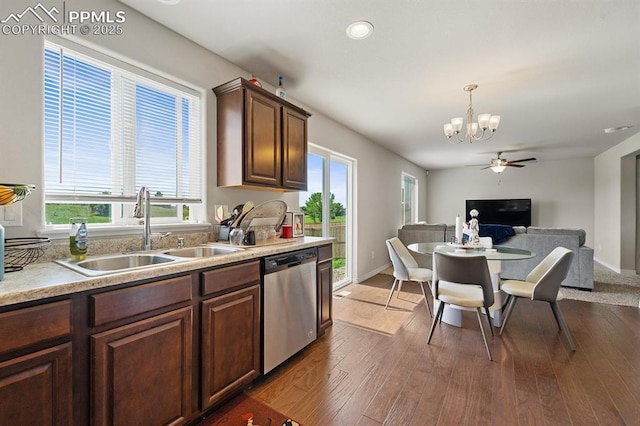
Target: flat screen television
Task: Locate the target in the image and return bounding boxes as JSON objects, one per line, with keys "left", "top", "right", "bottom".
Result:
{"left": 465, "top": 198, "right": 532, "bottom": 227}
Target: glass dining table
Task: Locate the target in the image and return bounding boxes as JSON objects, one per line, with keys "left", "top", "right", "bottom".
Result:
{"left": 407, "top": 242, "right": 534, "bottom": 327}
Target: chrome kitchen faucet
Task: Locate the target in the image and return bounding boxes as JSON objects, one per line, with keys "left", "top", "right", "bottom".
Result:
{"left": 134, "top": 186, "right": 152, "bottom": 251}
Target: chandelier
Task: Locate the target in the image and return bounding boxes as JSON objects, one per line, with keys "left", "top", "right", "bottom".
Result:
{"left": 443, "top": 84, "right": 501, "bottom": 144}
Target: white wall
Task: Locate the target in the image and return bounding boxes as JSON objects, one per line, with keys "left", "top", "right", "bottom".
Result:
{"left": 0, "top": 0, "right": 427, "bottom": 280}
{"left": 426, "top": 158, "right": 595, "bottom": 247}
{"left": 307, "top": 114, "right": 428, "bottom": 280}
{"left": 594, "top": 132, "right": 640, "bottom": 272}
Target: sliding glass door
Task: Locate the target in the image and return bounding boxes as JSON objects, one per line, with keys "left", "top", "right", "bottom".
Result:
{"left": 300, "top": 144, "right": 354, "bottom": 288}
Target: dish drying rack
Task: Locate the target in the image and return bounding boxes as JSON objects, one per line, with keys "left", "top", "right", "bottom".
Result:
{"left": 1, "top": 183, "right": 49, "bottom": 273}
{"left": 4, "top": 238, "right": 51, "bottom": 272}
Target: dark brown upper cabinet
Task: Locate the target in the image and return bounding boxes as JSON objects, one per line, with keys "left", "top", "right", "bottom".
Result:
{"left": 213, "top": 78, "right": 311, "bottom": 191}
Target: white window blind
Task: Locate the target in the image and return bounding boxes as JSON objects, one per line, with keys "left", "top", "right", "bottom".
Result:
{"left": 43, "top": 40, "right": 203, "bottom": 212}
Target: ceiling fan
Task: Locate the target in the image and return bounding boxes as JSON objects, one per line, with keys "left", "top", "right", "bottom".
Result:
{"left": 481, "top": 152, "right": 536, "bottom": 173}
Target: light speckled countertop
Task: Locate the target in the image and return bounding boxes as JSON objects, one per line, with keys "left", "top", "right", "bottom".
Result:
{"left": 0, "top": 237, "right": 333, "bottom": 308}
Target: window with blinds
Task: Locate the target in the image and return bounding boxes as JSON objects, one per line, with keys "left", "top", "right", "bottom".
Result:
{"left": 43, "top": 39, "right": 204, "bottom": 226}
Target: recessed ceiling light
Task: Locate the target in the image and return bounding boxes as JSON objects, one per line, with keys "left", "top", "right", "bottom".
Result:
{"left": 604, "top": 126, "right": 632, "bottom": 134}
{"left": 156, "top": 0, "right": 181, "bottom": 5}
{"left": 346, "top": 21, "right": 374, "bottom": 40}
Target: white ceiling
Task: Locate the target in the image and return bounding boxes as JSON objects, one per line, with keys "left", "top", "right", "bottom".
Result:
{"left": 121, "top": 0, "right": 640, "bottom": 171}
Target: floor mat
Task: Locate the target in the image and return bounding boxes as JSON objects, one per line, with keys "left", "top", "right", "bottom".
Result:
{"left": 561, "top": 281, "right": 640, "bottom": 307}
{"left": 198, "top": 392, "right": 300, "bottom": 426}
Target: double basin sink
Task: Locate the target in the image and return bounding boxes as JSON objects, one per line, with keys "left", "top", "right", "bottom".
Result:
{"left": 57, "top": 245, "right": 243, "bottom": 277}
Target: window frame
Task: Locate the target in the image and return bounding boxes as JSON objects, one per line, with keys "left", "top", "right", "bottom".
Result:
{"left": 401, "top": 172, "right": 418, "bottom": 225}
{"left": 41, "top": 36, "right": 207, "bottom": 236}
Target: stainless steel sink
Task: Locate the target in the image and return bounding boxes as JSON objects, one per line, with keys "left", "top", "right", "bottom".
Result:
{"left": 56, "top": 253, "right": 181, "bottom": 277}
{"left": 163, "top": 245, "right": 243, "bottom": 258}
{"left": 56, "top": 245, "right": 243, "bottom": 277}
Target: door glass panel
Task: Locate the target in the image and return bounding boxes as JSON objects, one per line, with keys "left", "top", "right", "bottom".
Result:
{"left": 330, "top": 160, "right": 348, "bottom": 286}
{"left": 301, "top": 149, "right": 352, "bottom": 288}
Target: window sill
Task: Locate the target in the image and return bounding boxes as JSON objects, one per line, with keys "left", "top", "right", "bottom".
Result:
{"left": 38, "top": 222, "right": 212, "bottom": 241}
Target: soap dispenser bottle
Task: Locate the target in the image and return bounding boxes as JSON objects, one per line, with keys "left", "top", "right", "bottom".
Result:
{"left": 70, "top": 217, "right": 88, "bottom": 260}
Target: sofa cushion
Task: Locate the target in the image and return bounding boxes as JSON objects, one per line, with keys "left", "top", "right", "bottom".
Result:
{"left": 526, "top": 227, "right": 586, "bottom": 246}
{"left": 512, "top": 226, "right": 527, "bottom": 234}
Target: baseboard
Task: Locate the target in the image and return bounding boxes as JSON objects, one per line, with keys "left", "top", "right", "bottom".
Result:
{"left": 594, "top": 258, "right": 637, "bottom": 276}
{"left": 594, "top": 257, "right": 621, "bottom": 274}
{"left": 354, "top": 262, "right": 391, "bottom": 283}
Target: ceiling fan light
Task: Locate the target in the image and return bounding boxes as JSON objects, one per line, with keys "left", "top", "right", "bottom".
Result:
{"left": 491, "top": 165, "right": 506, "bottom": 173}
{"left": 443, "top": 123, "right": 454, "bottom": 137}
{"left": 489, "top": 115, "right": 501, "bottom": 130}
{"left": 478, "top": 113, "right": 491, "bottom": 130}
{"left": 451, "top": 117, "right": 463, "bottom": 132}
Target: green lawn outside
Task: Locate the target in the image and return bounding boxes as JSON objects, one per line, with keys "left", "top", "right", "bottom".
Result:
{"left": 45, "top": 204, "right": 178, "bottom": 225}
{"left": 304, "top": 214, "right": 346, "bottom": 224}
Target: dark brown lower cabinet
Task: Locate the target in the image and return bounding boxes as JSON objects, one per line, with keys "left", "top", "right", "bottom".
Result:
{"left": 201, "top": 284, "right": 260, "bottom": 410}
{"left": 0, "top": 343, "right": 73, "bottom": 426}
{"left": 0, "top": 251, "right": 323, "bottom": 424}
{"left": 91, "top": 306, "right": 193, "bottom": 426}
{"left": 317, "top": 244, "right": 333, "bottom": 336}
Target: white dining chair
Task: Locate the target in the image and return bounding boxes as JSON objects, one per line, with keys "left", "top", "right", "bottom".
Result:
{"left": 499, "top": 247, "right": 576, "bottom": 351}
{"left": 385, "top": 237, "right": 432, "bottom": 317}
{"left": 428, "top": 252, "right": 496, "bottom": 360}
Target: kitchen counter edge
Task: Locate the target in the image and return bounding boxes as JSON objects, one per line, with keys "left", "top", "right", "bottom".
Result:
{"left": 0, "top": 237, "right": 334, "bottom": 308}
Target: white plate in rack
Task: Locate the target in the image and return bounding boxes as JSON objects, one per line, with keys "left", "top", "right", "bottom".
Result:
{"left": 238, "top": 200, "right": 288, "bottom": 233}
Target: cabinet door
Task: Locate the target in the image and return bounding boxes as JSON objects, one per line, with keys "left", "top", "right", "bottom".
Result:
{"left": 0, "top": 343, "right": 72, "bottom": 426}
{"left": 317, "top": 260, "right": 333, "bottom": 336}
{"left": 244, "top": 90, "right": 281, "bottom": 186}
{"left": 91, "top": 307, "right": 193, "bottom": 426}
{"left": 201, "top": 284, "right": 260, "bottom": 409}
{"left": 282, "top": 106, "right": 308, "bottom": 190}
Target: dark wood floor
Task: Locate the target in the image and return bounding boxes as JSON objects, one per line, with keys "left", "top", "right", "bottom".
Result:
{"left": 248, "top": 285, "right": 640, "bottom": 425}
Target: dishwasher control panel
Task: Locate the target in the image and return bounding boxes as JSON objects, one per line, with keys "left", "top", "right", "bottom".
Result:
{"left": 263, "top": 248, "right": 317, "bottom": 273}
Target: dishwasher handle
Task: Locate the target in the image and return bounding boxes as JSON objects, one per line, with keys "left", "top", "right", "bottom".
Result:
{"left": 263, "top": 248, "right": 317, "bottom": 274}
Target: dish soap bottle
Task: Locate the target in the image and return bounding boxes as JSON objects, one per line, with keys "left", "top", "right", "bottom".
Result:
{"left": 275, "top": 75, "right": 286, "bottom": 98}
{"left": 70, "top": 217, "right": 88, "bottom": 260}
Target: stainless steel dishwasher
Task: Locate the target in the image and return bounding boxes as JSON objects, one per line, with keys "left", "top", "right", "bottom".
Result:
{"left": 262, "top": 248, "right": 317, "bottom": 374}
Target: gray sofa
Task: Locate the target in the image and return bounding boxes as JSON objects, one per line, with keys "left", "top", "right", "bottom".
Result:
{"left": 397, "top": 224, "right": 594, "bottom": 290}
{"left": 397, "top": 224, "right": 448, "bottom": 273}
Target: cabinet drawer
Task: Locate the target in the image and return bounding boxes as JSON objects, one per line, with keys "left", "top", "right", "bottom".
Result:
{"left": 0, "top": 300, "right": 72, "bottom": 354}
{"left": 318, "top": 244, "right": 333, "bottom": 262}
{"left": 201, "top": 261, "right": 260, "bottom": 296}
{"left": 91, "top": 275, "right": 192, "bottom": 327}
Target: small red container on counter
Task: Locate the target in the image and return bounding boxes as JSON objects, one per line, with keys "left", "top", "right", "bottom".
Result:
{"left": 281, "top": 225, "right": 293, "bottom": 238}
